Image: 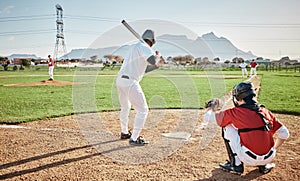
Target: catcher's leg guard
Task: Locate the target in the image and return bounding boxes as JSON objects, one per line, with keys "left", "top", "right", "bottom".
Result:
{"left": 220, "top": 126, "right": 244, "bottom": 174}
{"left": 222, "top": 127, "right": 236, "bottom": 166}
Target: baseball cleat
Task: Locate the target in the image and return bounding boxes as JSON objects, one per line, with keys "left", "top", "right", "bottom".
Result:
{"left": 219, "top": 161, "right": 244, "bottom": 175}
{"left": 129, "top": 136, "right": 148, "bottom": 146}
{"left": 120, "top": 131, "right": 132, "bottom": 139}
{"left": 258, "top": 163, "right": 275, "bottom": 174}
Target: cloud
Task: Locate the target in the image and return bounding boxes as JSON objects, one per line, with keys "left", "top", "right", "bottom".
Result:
{"left": 0, "top": 6, "right": 15, "bottom": 14}
{"left": 8, "top": 36, "right": 15, "bottom": 41}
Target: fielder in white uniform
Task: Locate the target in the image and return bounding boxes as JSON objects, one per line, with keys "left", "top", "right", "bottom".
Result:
{"left": 239, "top": 60, "right": 248, "bottom": 78}
{"left": 116, "top": 29, "right": 164, "bottom": 146}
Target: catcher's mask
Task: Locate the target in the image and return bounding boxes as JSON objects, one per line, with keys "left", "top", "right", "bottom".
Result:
{"left": 232, "top": 81, "right": 256, "bottom": 106}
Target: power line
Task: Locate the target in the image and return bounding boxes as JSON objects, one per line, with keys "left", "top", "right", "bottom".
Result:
{"left": 2, "top": 14, "right": 299, "bottom": 27}
{"left": 0, "top": 14, "right": 54, "bottom": 19}
{"left": 65, "top": 30, "right": 102, "bottom": 35}
{"left": 65, "top": 15, "right": 119, "bottom": 22}
{"left": 0, "top": 14, "right": 299, "bottom": 42}
{"left": 0, "top": 14, "right": 54, "bottom": 23}
{"left": 182, "top": 21, "right": 300, "bottom": 28}
{"left": 0, "top": 29, "right": 56, "bottom": 36}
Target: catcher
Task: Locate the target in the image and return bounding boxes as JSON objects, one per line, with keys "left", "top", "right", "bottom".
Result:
{"left": 203, "top": 81, "right": 289, "bottom": 175}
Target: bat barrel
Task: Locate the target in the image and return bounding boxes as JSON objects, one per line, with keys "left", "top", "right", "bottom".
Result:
{"left": 121, "top": 19, "right": 143, "bottom": 42}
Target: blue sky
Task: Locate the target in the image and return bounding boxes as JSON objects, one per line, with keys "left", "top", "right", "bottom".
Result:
{"left": 0, "top": 0, "right": 299, "bottom": 60}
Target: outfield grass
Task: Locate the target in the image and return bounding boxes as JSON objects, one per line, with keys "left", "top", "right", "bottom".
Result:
{"left": 259, "top": 72, "right": 300, "bottom": 114}
{"left": 0, "top": 68, "right": 299, "bottom": 123}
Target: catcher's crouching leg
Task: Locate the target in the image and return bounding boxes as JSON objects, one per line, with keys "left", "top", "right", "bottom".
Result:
{"left": 222, "top": 127, "right": 236, "bottom": 166}
{"left": 219, "top": 127, "right": 244, "bottom": 175}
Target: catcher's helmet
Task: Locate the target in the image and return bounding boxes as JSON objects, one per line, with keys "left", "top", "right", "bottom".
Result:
{"left": 232, "top": 81, "right": 256, "bottom": 101}
{"left": 142, "top": 29, "right": 156, "bottom": 44}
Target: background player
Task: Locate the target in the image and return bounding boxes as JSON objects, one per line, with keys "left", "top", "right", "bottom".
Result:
{"left": 47, "top": 55, "right": 54, "bottom": 81}
{"left": 239, "top": 60, "right": 248, "bottom": 78}
{"left": 250, "top": 59, "right": 258, "bottom": 77}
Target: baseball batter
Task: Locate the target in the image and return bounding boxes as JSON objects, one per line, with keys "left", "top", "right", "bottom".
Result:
{"left": 116, "top": 29, "right": 164, "bottom": 146}
{"left": 47, "top": 55, "right": 54, "bottom": 81}
{"left": 204, "top": 82, "right": 289, "bottom": 175}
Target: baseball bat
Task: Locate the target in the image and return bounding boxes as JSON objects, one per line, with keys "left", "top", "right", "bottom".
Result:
{"left": 121, "top": 20, "right": 166, "bottom": 64}
{"left": 121, "top": 20, "right": 144, "bottom": 43}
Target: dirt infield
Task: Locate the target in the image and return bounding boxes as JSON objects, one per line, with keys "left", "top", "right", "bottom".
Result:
{"left": 2, "top": 80, "right": 87, "bottom": 87}
{"left": 0, "top": 110, "right": 299, "bottom": 180}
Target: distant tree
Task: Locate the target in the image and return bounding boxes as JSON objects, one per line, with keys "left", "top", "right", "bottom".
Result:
{"left": 280, "top": 56, "right": 290, "bottom": 61}
{"left": 202, "top": 57, "right": 209, "bottom": 62}
{"left": 232, "top": 57, "right": 238, "bottom": 63}
{"left": 70, "top": 59, "right": 78, "bottom": 63}
{"left": 238, "top": 57, "right": 244, "bottom": 63}
{"left": 185, "top": 55, "right": 195, "bottom": 64}
{"left": 172, "top": 55, "right": 183, "bottom": 65}
{"left": 0, "top": 56, "right": 8, "bottom": 64}
{"left": 104, "top": 54, "right": 124, "bottom": 63}
{"left": 172, "top": 55, "right": 194, "bottom": 65}
{"left": 167, "top": 56, "right": 172, "bottom": 60}
{"left": 2, "top": 57, "right": 10, "bottom": 71}
{"left": 232, "top": 57, "right": 244, "bottom": 63}
{"left": 224, "top": 60, "right": 230, "bottom": 64}
{"left": 90, "top": 55, "right": 98, "bottom": 62}
{"left": 166, "top": 56, "right": 173, "bottom": 63}
{"left": 213, "top": 57, "right": 220, "bottom": 61}
{"left": 21, "top": 59, "right": 30, "bottom": 68}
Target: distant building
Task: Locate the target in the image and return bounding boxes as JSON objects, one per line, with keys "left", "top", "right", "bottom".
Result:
{"left": 245, "top": 59, "right": 271, "bottom": 64}
{"left": 12, "top": 58, "right": 33, "bottom": 65}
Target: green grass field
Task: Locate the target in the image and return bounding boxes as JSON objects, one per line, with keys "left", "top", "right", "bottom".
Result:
{"left": 0, "top": 68, "right": 299, "bottom": 123}
{"left": 259, "top": 72, "right": 300, "bottom": 114}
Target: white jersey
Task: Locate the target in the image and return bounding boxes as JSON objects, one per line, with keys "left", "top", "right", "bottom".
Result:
{"left": 118, "top": 42, "right": 154, "bottom": 82}
{"left": 239, "top": 63, "right": 247, "bottom": 69}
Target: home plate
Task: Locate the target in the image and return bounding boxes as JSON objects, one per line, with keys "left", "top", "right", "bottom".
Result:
{"left": 161, "top": 132, "right": 191, "bottom": 141}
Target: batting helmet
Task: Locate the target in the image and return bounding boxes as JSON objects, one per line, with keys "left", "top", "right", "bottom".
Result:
{"left": 232, "top": 81, "right": 256, "bottom": 101}
{"left": 142, "top": 29, "right": 156, "bottom": 44}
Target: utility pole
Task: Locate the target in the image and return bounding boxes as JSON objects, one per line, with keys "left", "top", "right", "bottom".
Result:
{"left": 53, "top": 4, "right": 68, "bottom": 61}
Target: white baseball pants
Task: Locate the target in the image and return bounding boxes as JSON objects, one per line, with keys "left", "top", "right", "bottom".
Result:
{"left": 48, "top": 66, "right": 54, "bottom": 80}
{"left": 250, "top": 68, "right": 257, "bottom": 77}
{"left": 241, "top": 68, "right": 248, "bottom": 78}
{"left": 223, "top": 124, "right": 276, "bottom": 166}
{"left": 116, "top": 76, "right": 149, "bottom": 141}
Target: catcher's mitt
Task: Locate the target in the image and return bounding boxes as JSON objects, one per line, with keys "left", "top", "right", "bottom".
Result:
{"left": 204, "top": 98, "right": 222, "bottom": 110}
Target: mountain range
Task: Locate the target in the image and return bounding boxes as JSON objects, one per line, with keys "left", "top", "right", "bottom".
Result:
{"left": 5, "top": 32, "right": 257, "bottom": 61}
{"left": 7, "top": 54, "right": 40, "bottom": 60}
{"left": 65, "top": 32, "right": 256, "bottom": 61}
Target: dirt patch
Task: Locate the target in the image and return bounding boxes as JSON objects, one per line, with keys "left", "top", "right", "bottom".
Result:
{"left": 2, "top": 80, "right": 87, "bottom": 87}
{"left": 0, "top": 110, "right": 299, "bottom": 180}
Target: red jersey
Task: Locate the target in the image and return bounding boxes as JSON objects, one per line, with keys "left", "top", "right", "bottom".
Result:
{"left": 48, "top": 58, "right": 54, "bottom": 67}
{"left": 250, "top": 61, "right": 257, "bottom": 68}
{"left": 215, "top": 106, "right": 283, "bottom": 155}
